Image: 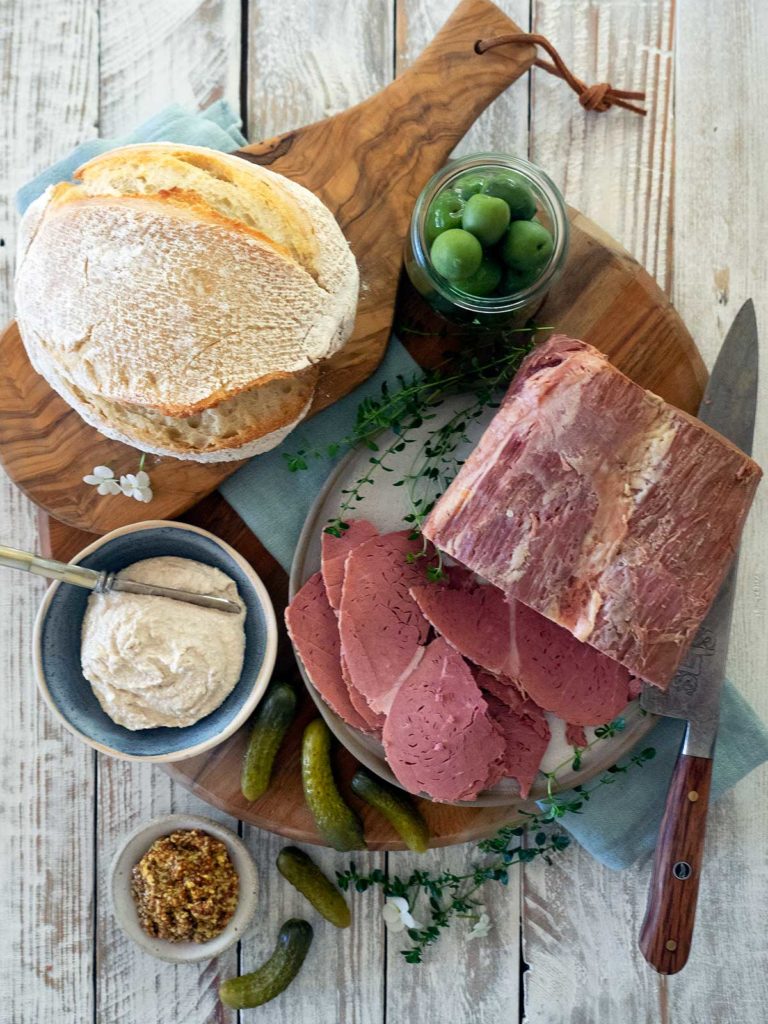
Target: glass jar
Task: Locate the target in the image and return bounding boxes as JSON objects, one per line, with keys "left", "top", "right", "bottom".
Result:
{"left": 405, "top": 152, "right": 569, "bottom": 327}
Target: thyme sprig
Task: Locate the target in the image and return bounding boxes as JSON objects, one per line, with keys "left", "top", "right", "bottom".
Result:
{"left": 283, "top": 326, "right": 550, "bottom": 538}
{"left": 337, "top": 719, "right": 657, "bottom": 964}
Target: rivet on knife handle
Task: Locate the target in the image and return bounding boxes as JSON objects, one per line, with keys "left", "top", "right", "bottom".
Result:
{"left": 639, "top": 752, "right": 714, "bottom": 974}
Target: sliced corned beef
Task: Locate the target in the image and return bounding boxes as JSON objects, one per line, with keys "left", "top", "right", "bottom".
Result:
{"left": 564, "top": 723, "right": 588, "bottom": 748}
{"left": 411, "top": 567, "right": 518, "bottom": 679}
{"left": 321, "top": 519, "right": 378, "bottom": 611}
{"left": 382, "top": 638, "right": 506, "bottom": 802}
{"left": 341, "top": 654, "right": 386, "bottom": 736}
{"left": 339, "top": 530, "right": 432, "bottom": 715}
{"left": 423, "top": 334, "right": 762, "bottom": 687}
{"left": 285, "top": 572, "right": 373, "bottom": 734}
{"left": 411, "top": 572, "right": 635, "bottom": 725}
{"left": 482, "top": 690, "right": 549, "bottom": 799}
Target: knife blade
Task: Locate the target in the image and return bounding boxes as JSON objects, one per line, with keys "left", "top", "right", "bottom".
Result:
{"left": 638, "top": 298, "right": 759, "bottom": 975}
{"left": 640, "top": 298, "right": 759, "bottom": 756}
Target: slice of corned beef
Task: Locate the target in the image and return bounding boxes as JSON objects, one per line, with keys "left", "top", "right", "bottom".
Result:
{"left": 382, "top": 637, "right": 506, "bottom": 802}
{"left": 423, "top": 334, "right": 762, "bottom": 688}
{"left": 339, "top": 530, "right": 432, "bottom": 716}
{"left": 481, "top": 690, "right": 549, "bottom": 799}
{"left": 321, "top": 519, "right": 378, "bottom": 611}
{"left": 565, "top": 723, "right": 588, "bottom": 748}
{"left": 509, "top": 601, "right": 635, "bottom": 725}
{"left": 285, "top": 572, "right": 373, "bottom": 734}
{"left": 411, "top": 572, "right": 635, "bottom": 725}
{"left": 341, "top": 654, "right": 385, "bottom": 736}
{"left": 411, "top": 567, "right": 518, "bottom": 679}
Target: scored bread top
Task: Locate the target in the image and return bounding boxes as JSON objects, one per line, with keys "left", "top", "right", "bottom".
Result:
{"left": 74, "top": 145, "right": 321, "bottom": 280}
{"left": 14, "top": 143, "right": 358, "bottom": 419}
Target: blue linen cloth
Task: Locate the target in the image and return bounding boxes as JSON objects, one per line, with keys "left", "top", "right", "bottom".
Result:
{"left": 20, "top": 104, "right": 768, "bottom": 870}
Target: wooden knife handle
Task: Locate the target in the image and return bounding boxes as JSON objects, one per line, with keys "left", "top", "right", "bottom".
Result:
{"left": 639, "top": 753, "right": 714, "bottom": 974}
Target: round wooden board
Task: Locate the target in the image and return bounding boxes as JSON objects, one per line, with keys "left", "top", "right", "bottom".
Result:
{"left": 39, "top": 207, "right": 707, "bottom": 850}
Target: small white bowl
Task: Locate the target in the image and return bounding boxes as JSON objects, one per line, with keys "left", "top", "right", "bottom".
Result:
{"left": 110, "top": 813, "right": 259, "bottom": 963}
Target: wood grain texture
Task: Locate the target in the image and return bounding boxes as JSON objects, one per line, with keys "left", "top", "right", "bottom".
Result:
{"left": 0, "top": 0, "right": 537, "bottom": 534}
{"left": 639, "top": 754, "right": 714, "bottom": 974}
{"left": 3, "top": 2, "right": 768, "bottom": 1022}
{"left": 237, "top": 9, "right": 388, "bottom": 1022}
{"left": 99, "top": 0, "right": 241, "bottom": 135}
{"left": 522, "top": 2, "right": 768, "bottom": 1022}
{"left": 0, "top": 2, "right": 98, "bottom": 1020}
{"left": 89, "top": 4, "right": 242, "bottom": 1023}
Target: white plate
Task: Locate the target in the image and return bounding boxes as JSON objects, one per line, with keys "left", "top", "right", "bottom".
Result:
{"left": 290, "top": 398, "right": 654, "bottom": 807}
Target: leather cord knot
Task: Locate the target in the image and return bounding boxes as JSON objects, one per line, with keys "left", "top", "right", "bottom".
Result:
{"left": 475, "top": 32, "right": 647, "bottom": 117}
{"left": 579, "top": 82, "right": 612, "bottom": 112}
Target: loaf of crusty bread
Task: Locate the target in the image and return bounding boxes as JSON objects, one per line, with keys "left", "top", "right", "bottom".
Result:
{"left": 14, "top": 143, "right": 359, "bottom": 461}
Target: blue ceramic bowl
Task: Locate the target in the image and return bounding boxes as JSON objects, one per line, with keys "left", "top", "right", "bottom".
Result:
{"left": 33, "top": 521, "right": 277, "bottom": 761}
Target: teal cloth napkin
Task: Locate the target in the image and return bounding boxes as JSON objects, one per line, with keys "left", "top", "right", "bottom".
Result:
{"left": 19, "top": 105, "right": 768, "bottom": 870}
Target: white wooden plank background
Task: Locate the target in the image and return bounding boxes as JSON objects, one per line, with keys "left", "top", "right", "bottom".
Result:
{"left": 1, "top": 1, "right": 766, "bottom": 1022}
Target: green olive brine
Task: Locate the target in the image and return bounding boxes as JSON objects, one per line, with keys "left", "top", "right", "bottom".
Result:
{"left": 425, "top": 167, "right": 554, "bottom": 298}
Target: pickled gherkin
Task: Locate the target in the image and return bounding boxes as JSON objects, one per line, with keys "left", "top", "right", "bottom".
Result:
{"left": 219, "top": 919, "right": 313, "bottom": 1009}
{"left": 302, "top": 718, "right": 365, "bottom": 851}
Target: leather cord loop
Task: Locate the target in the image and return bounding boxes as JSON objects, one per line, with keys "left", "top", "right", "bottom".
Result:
{"left": 476, "top": 32, "right": 647, "bottom": 116}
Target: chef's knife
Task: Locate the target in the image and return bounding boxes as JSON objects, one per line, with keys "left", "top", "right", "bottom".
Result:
{"left": 638, "top": 299, "right": 759, "bottom": 974}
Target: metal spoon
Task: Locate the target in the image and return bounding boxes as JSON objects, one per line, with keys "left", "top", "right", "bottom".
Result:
{"left": 0, "top": 545, "right": 242, "bottom": 614}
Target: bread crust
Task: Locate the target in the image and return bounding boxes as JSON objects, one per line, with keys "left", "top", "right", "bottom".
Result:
{"left": 14, "top": 144, "right": 358, "bottom": 461}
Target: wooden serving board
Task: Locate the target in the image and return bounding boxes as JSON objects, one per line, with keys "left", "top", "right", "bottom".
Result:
{"left": 10, "top": 0, "right": 708, "bottom": 848}
{"left": 39, "top": 205, "right": 707, "bottom": 848}
{"left": 0, "top": 0, "right": 538, "bottom": 534}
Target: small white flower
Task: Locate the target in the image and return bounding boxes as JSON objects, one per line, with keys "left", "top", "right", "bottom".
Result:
{"left": 119, "top": 471, "right": 153, "bottom": 503}
{"left": 83, "top": 466, "right": 122, "bottom": 496}
{"left": 382, "top": 897, "right": 423, "bottom": 934}
{"left": 467, "top": 908, "right": 492, "bottom": 941}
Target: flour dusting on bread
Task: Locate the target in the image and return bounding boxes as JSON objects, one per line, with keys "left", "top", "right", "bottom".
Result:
{"left": 14, "top": 143, "right": 359, "bottom": 462}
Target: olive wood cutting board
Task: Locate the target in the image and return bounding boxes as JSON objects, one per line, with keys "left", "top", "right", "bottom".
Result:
{"left": 13, "top": 0, "right": 708, "bottom": 847}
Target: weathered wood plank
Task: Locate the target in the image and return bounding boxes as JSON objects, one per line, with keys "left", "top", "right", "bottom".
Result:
{"left": 92, "top": 4, "right": 242, "bottom": 1022}
{"left": 246, "top": 0, "right": 393, "bottom": 139}
{"left": 98, "top": 0, "right": 241, "bottom": 135}
{"left": 530, "top": 0, "right": 675, "bottom": 292}
{"left": 522, "top": 3, "right": 768, "bottom": 1023}
{"left": 238, "top": 6, "right": 391, "bottom": 1022}
{"left": 666, "top": 0, "right": 768, "bottom": 1016}
{"left": 0, "top": 1, "right": 98, "bottom": 1020}
{"left": 389, "top": 4, "right": 529, "bottom": 1020}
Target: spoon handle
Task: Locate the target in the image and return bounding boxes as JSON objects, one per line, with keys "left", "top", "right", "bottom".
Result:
{"left": 0, "top": 545, "right": 103, "bottom": 589}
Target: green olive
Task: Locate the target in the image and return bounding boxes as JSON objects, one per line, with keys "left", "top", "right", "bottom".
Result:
{"left": 430, "top": 228, "right": 483, "bottom": 282}
{"left": 501, "top": 219, "right": 554, "bottom": 272}
{"left": 425, "top": 191, "right": 465, "bottom": 246}
{"left": 451, "top": 172, "right": 489, "bottom": 200}
{"left": 500, "top": 264, "right": 544, "bottom": 295}
{"left": 455, "top": 256, "right": 503, "bottom": 297}
{"left": 483, "top": 172, "right": 537, "bottom": 220}
{"left": 461, "top": 193, "right": 511, "bottom": 247}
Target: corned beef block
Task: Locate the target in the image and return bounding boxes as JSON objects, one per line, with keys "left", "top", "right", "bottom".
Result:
{"left": 424, "top": 334, "right": 761, "bottom": 687}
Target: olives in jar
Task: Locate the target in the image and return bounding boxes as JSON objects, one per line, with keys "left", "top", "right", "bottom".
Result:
{"left": 501, "top": 219, "right": 554, "bottom": 273}
{"left": 410, "top": 153, "right": 568, "bottom": 321}
{"left": 430, "top": 228, "right": 483, "bottom": 282}
{"left": 424, "top": 190, "right": 465, "bottom": 245}
{"left": 461, "top": 193, "right": 511, "bottom": 246}
{"left": 483, "top": 171, "right": 537, "bottom": 220}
